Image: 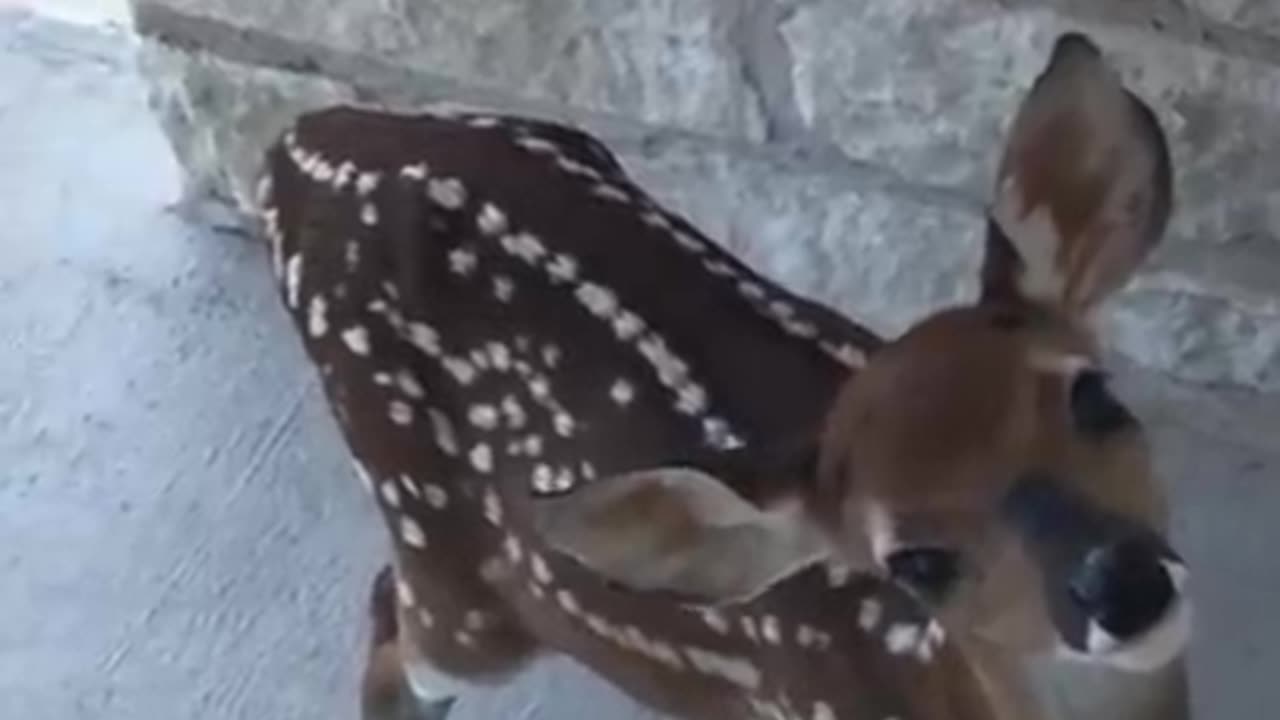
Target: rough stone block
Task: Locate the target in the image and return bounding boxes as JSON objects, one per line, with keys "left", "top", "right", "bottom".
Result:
{"left": 626, "top": 138, "right": 1280, "bottom": 391}
{"left": 780, "top": 2, "right": 1280, "bottom": 253}
{"left": 138, "top": 43, "right": 354, "bottom": 210}
{"left": 138, "top": 39, "right": 1280, "bottom": 392}
{"left": 1199, "top": 0, "right": 1280, "bottom": 37}
{"left": 132, "top": 0, "right": 765, "bottom": 141}
{"left": 619, "top": 140, "right": 984, "bottom": 339}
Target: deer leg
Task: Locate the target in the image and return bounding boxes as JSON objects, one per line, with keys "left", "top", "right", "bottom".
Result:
{"left": 362, "top": 564, "right": 426, "bottom": 719}
{"left": 361, "top": 565, "right": 465, "bottom": 720}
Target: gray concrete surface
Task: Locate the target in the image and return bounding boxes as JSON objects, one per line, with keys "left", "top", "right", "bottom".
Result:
{"left": 2, "top": 9, "right": 1279, "bottom": 720}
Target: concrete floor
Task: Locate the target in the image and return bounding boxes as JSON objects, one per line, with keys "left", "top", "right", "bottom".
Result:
{"left": 2, "top": 10, "right": 1278, "bottom": 720}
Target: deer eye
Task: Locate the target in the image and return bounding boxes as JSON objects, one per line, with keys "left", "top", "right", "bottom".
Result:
{"left": 885, "top": 547, "right": 962, "bottom": 602}
{"left": 1069, "top": 370, "right": 1134, "bottom": 437}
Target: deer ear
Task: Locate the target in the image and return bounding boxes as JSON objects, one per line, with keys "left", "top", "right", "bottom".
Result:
{"left": 532, "top": 464, "right": 828, "bottom": 605}
{"left": 981, "top": 32, "right": 1173, "bottom": 316}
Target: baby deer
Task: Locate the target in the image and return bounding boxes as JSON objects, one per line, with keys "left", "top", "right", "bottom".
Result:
{"left": 256, "top": 32, "right": 1186, "bottom": 720}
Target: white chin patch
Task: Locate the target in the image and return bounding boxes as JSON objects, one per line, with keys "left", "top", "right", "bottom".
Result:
{"left": 1060, "top": 560, "right": 1192, "bottom": 672}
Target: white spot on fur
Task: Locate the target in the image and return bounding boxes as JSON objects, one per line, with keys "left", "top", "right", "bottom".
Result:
{"left": 493, "top": 275, "right": 515, "bottom": 302}
{"left": 443, "top": 356, "right": 477, "bottom": 385}
{"left": 501, "top": 232, "right": 546, "bottom": 265}
{"left": 886, "top": 623, "right": 922, "bottom": 656}
{"left": 676, "top": 384, "right": 708, "bottom": 415}
{"left": 284, "top": 254, "right": 303, "bottom": 309}
{"left": 380, "top": 481, "right": 401, "bottom": 509}
{"left": 700, "top": 609, "right": 730, "bottom": 635}
{"left": 591, "top": 183, "right": 629, "bottom": 203}
{"left": 553, "top": 467, "right": 575, "bottom": 492}
{"left": 399, "top": 474, "right": 421, "bottom": 499}
{"left": 916, "top": 620, "right": 947, "bottom": 663}
{"left": 530, "top": 553, "right": 553, "bottom": 585}
{"left": 396, "top": 577, "right": 415, "bottom": 607}
{"left": 427, "top": 177, "right": 467, "bottom": 210}
{"left": 703, "top": 417, "right": 744, "bottom": 451}
{"left": 859, "top": 597, "right": 883, "bottom": 632}
{"left": 400, "top": 516, "right": 427, "bottom": 548}
{"left": 495, "top": 396, "right": 524, "bottom": 430}
{"left": 449, "top": 248, "right": 478, "bottom": 276}
{"left": 672, "top": 230, "right": 704, "bottom": 253}
{"left": 503, "top": 535, "right": 523, "bottom": 563}
{"left": 395, "top": 370, "right": 425, "bottom": 399}
{"left": 796, "top": 624, "right": 819, "bottom": 648}
{"left": 400, "top": 163, "right": 428, "bottom": 181}
{"left": 551, "top": 412, "right": 575, "bottom": 438}
{"left": 422, "top": 483, "right": 448, "bottom": 510}
{"left": 640, "top": 210, "right": 671, "bottom": 230}
{"left": 738, "top": 280, "right": 766, "bottom": 300}
{"left": 341, "top": 326, "right": 371, "bottom": 356}
{"left": 824, "top": 341, "right": 866, "bottom": 369}
{"left": 428, "top": 408, "right": 459, "bottom": 456}
{"left": 866, "top": 502, "right": 898, "bottom": 567}
{"left": 470, "top": 444, "right": 494, "bottom": 474}
{"left": 516, "top": 136, "right": 558, "bottom": 154}
{"left": 484, "top": 342, "right": 511, "bottom": 371}
{"left": 353, "top": 460, "right": 375, "bottom": 495}
{"left": 784, "top": 319, "right": 819, "bottom": 338}
{"left": 355, "top": 171, "right": 381, "bottom": 197}
{"left": 813, "top": 701, "right": 836, "bottom": 720}
{"left": 417, "top": 608, "right": 435, "bottom": 629}
{"left": 546, "top": 254, "right": 579, "bottom": 283}
{"left": 575, "top": 282, "right": 618, "bottom": 318}
{"left": 388, "top": 400, "right": 414, "bottom": 426}
{"left": 683, "top": 646, "right": 761, "bottom": 690}
{"left": 612, "top": 310, "right": 644, "bottom": 341}
{"left": 482, "top": 486, "right": 503, "bottom": 525}
{"left": 407, "top": 323, "right": 441, "bottom": 357}
{"left": 823, "top": 562, "right": 851, "bottom": 587}
{"left": 468, "top": 404, "right": 499, "bottom": 430}
{"left": 760, "top": 615, "right": 783, "bottom": 645}
{"left": 464, "top": 610, "right": 492, "bottom": 631}
{"left": 541, "top": 344, "right": 561, "bottom": 368}
{"left": 556, "top": 589, "right": 581, "bottom": 615}
{"left": 477, "top": 203, "right": 508, "bottom": 236}
{"left": 360, "top": 202, "right": 378, "bottom": 227}
{"left": 522, "top": 435, "right": 544, "bottom": 457}
{"left": 531, "top": 464, "right": 555, "bottom": 494}
{"left": 704, "top": 259, "right": 736, "bottom": 277}
{"left": 556, "top": 156, "right": 604, "bottom": 181}
{"left": 307, "top": 295, "right": 328, "bottom": 338}
{"left": 333, "top": 160, "right": 356, "bottom": 191}
{"left": 528, "top": 376, "right": 550, "bottom": 400}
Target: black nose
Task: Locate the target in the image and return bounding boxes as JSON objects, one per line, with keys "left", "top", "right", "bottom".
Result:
{"left": 886, "top": 547, "right": 962, "bottom": 601}
{"left": 1069, "top": 538, "right": 1176, "bottom": 640}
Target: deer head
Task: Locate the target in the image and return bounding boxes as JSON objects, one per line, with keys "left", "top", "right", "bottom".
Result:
{"left": 534, "top": 32, "right": 1186, "bottom": 674}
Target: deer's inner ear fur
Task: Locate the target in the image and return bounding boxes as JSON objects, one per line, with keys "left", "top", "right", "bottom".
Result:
{"left": 982, "top": 32, "right": 1173, "bottom": 317}
{"left": 532, "top": 464, "right": 830, "bottom": 605}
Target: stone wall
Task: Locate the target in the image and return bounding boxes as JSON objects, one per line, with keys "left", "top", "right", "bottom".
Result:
{"left": 128, "top": 0, "right": 1280, "bottom": 392}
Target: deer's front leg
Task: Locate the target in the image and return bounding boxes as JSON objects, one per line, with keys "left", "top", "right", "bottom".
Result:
{"left": 361, "top": 566, "right": 457, "bottom": 720}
